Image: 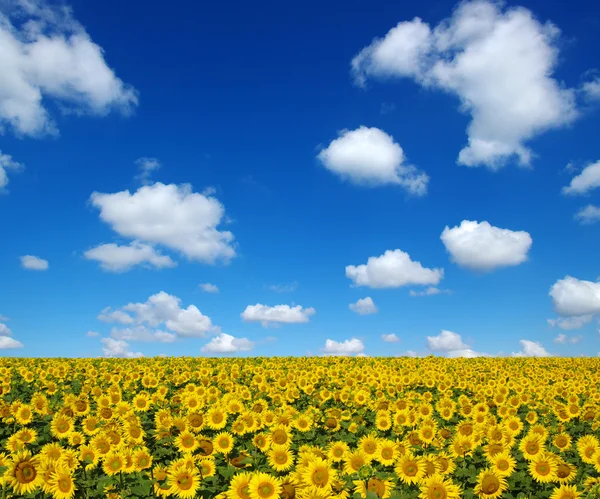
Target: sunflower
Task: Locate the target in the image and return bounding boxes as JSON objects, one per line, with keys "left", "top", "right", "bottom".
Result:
{"left": 132, "top": 392, "right": 151, "bottom": 412}
{"left": 132, "top": 448, "right": 153, "bottom": 471}
{"left": 50, "top": 415, "right": 74, "bottom": 440}
{"left": 358, "top": 434, "right": 380, "bottom": 458}
{"left": 302, "top": 458, "right": 336, "bottom": 493}
{"left": 353, "top": 477, "right": 394, "bottom": 499}
{"left": 15, "top": 427, "right": 38, "bottom": 446}
{"left": 419, "top": 473, "right": 461, "bottom": 499}
{"left": 167, "top": 465, "right": 201, "bottom": 499}
{"left": 214, "top": 432, "right": 235, "bottom": 455}
{"left": 153, "top": 464, "right": 172, "bottom": 498}
{"left": 197, "top": 457, "right": 216, "bottom": 478}
{"left": 294, "top": 415, "right": 314, "bottom": 433}
{"left": 81, "top": 415, "right": 101, "bottom": 436}
{"left": 376, "top": 439, "right": 398, "bottom": 466}
{"left": 248, "top": 472, "right": 282, "bottom": 499}
{"left": 549, "top": 485, "right": 581, "bottom": 499}
{"left": 395, "top": 454, "right": 426, "bottom": 485}
{"left": 489, "top": 450, "right": 516, "bottom": 476}
{"left": 435, "top": 452, "right": 456, "bottom": 476}
{"left": 270, "top": 426, "right": 291, "bottom": 447}
{"left": 175, "top": 430, "right": 198, "bottom": 454}
{"left": 519, "top": 433, "right": 545, "bottom": 461}
{"left": 91, "top": 434, "right": 112, "bottom": 456}
{"left": 473, "top": 469, "right": 507, "bottom": 499}
{"left": 15, "top": 404, "right": 34, "bottom": 425}
{"left": 47, "top": 466, "right": 77, "bottom": 499}
{"left": 79, "top": 445, "right": 99, "bottom": 471}
{"left": 327, "top": 441, "right": 349, "bottom": 462}
{"left": 555, "top": 459, "right": 577, "bottom": 484}
{"left": 577, "top": 435, "right": 599, "bottom": 464}
{"left": 449, "top": 434, "right": 475, "bottom": 459}
{"left": 529, "top": 453, "right": 558, "bottom": 483}
{"left": 553, "top": 433, "right": 572, "bottom": 452}
{"left": 102, "top": 450, "right": 125, "bottom": 476}
{"left": 206, "top": 407, "right": 229, "bottom": 430}
{"left": 187, "top": 412, "right": 205, "bottom": 432}
{"left": 6, "top": 449, "right": 44, "bottom": 496}
{"left": 268, "top": 445, "right": 295, "bottom": 472}
{"left": 227, "top": 471, "right": 253, "bottom": 499}
{"left": 343, "top": 449, "right": 370, "bottom": 475}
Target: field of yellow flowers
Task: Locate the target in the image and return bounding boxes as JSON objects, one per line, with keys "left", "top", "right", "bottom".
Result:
{"left": 1, "top": 357, "right": 600, "bottom": 499}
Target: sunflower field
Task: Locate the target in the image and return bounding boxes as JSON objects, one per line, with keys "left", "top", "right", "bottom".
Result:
{"left": 1, "top": 357, "right": 600, "bottom": 499}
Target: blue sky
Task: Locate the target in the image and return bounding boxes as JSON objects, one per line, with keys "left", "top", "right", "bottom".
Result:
{"left": 1, "top": 0, "right": 600, "bottom": 358}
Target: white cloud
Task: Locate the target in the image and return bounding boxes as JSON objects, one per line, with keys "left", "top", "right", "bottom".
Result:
{"left": 84, "top": 241, "right": 176, "bottom": 272}
{"left": 346, "top": 249, "right": 443, "bottom": 288}
{"left": 201, "top": 333, "right": 254, "bottom": 353}
{"left": 351, "top": 0, "right": 578, "bottom": 168}
{"left": 241, "top": 304, "right": 315, "bottom": 327}
{"left": 404, "top": 350, "right": 419, "bottom": 357}
{"left": 512, "top": 339, "right": 551, "bottom": 357}
{"left": 0, "top": 0, "right": 137, "bottom": 137}
{"left": 547, "top": 315, "right": 593, "bottom": 330}
{"left": 100, "top": 338, "right": 143, "bottom": 358}
{"left": 550, "top": 276, "right": 600, "bottom": 317}
{"left": 0, "top": 336, "right": 23, "bottom": 349}
{"left": 317, "top": 126, "right": 429, "bottom": 195}
{"left": 441, "top": 220, "right": 532, "bottom": 271}
{"left": 575, "top": 205, "right": 600, "bottom": 225}
{"left": 553, "top": 333, "right": 583, "bottom": 344}
{"left": 409, "top": 286, "right": 451, "bottom": 296}
{"left": 86, "top": 330, "right": 99, "bottom": 337}
{"left": 100, "top": 291, "right": 220, "bottom": 338}
{"left": 0, "top": 322, "right": 12, "bottom": 335}
{"left": 199, "top": 283, "right": 219, "bottom": 293}
{"left": 349, "top": 297, "right": 378, "bottom": 315}
{"left": 427, "top": 330, "right": 488, "bottom": 357}
{"left": 268, "top": 282, "right": 298, "bottom": 293}
{"left": 381, "top": 333, "right": 400, "bottom": 343}
{"left": 135, "top": 157, "right": 161, "bottom": 184}
{"left": 0, "top": 151, "right": 24, "bottom": 191}
{"left": 20, "top": 255, "right": 48, "bottom": 270}
{"left": 582, "top": 77, "right": 600, "bottom": 101}
{"left": 110, "top": 326, "right": 176, "bottom": 343}
{"left": 97, "top": 307, "right": 134, "bottom": 325}
{"left": 89, "top": 182, "right": 235, "bottom": 265}
{"left": 322, "top": 338, "right": 365, "bottom": 356}
{"left": 563, "top": 160, "right": 600, "bottom": 196}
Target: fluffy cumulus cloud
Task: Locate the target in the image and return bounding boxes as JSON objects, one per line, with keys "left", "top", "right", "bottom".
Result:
{"left": 83, "top": 242, "right": 176, "bottom": 272}
{"left": 199, "top": 283, "right": 219, "bottom": 293}
{"left": 88, "top": 183, "right": 235, "bottom": 270}
{"left": 0, "top": 151, "right": 24, "bottom": 190}
{"left": 547, "top": 315, "right": 593, "bottom": 331}
{"left": 512, "top": 339, "right": 551, "bottom": 357}
{"left": 99, "top": 291, "right": 220, "bottom": 340}
{"left": 346, "top": 249, "right": 443, "bottom": 289}
{"left": 201, "top": 333, "right": 254, "bottom": 354}
{"left": 20, "top": 255, "right": 48, "bottom": 270}
{"left": 427, "top": 330, "right": 488, "bottom": 357}
{"left": 349, "top": 297, "right": 378, "bottom": 315}
{"left": 317, "top": 126, "right": 429, "bottom": 195}
{"left": 0, "top": 0, "right": 137, "bottom": 137}
{"left": 322, "top": 338, "right": 365, "bottom": 356}
{"left": 135, "top": 157, "right": 161, "bottom": 184}
{"left": 441, "top": 220, "right": 532, "bottom": 271}
{"left": 563, "top": 160, "right": 600, "bottom": 196}
{"left": 553, "top": 333, "right": 583, "bottom": 344}
{"left": 582, "top": 77, "right": 600, "bottom": 101}
{"left": 351, "top": 0, "right": 578, "bottom": 168}
{"left": 550, "top": 276, "right": 600, "bottom": 317}
{"left": 241, "top": 304, "right": 315, "bottom": 327}
{"left": 0, "top": 319, "right": 23, "bottom": 349}
{"left": 101, "top": 338, "right": 143, "bottom": 358}
{"left": 575, "top": 205, "right": 600, "bottom": 225}
{"left": 381, "top": 333, "right": 400, "bottom": 343}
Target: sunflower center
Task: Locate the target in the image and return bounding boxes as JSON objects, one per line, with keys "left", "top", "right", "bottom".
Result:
{"left": 183, "top": 436, "right": 195, "bottom": 447}
{"left": 312, "top": 469, "right": 328, "bottom": 485}
{"left": 482, "top": 475, "right": 500, "bottom": 494}
{"left": 16, "top": 462, "right": 37, "bottom": 483}
{"left": 276, "top": 454, "right": 286, "bottom": 463}
{"left": 272, "top": 430, "right": 287, "bottom": 445}
{"left": 405, "top": 463, "right": 417, "bottom": 476}
{"left": 177, "top": 474, "right": 193, "bottom": 490}
{"left": 557, "top": 464, "right": 570, "bottom": 478}
{"left": 220, "top": 438, "right": 229, "bottom": 448}
{"left": 536, "top": 463, "right": 550, "bottom": 475}
{"left": 58, "top": 478, "right": 72, "bottom": 492}
{"left": 526, "top": 443, "right": 539, "bottom": 454}
{"left": 238, "top": 485, "right": 251, "bottom": 499}
{"left": 368, "top": 478, "right": 385, "bottom": 496}
{"left": 429, "top": 485, "right": 447, "bottom": 499}
{"left": 382, "top": 448, "right": 392, "bottom": 459}
{"left": 497, "top": 460, "right": 508, "bottom": 471}
{"left": 259, "top": 483, "right": 274, "bottom": 498}
{"left": 212, "top": 413, "right": 224, "bottom": 423}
